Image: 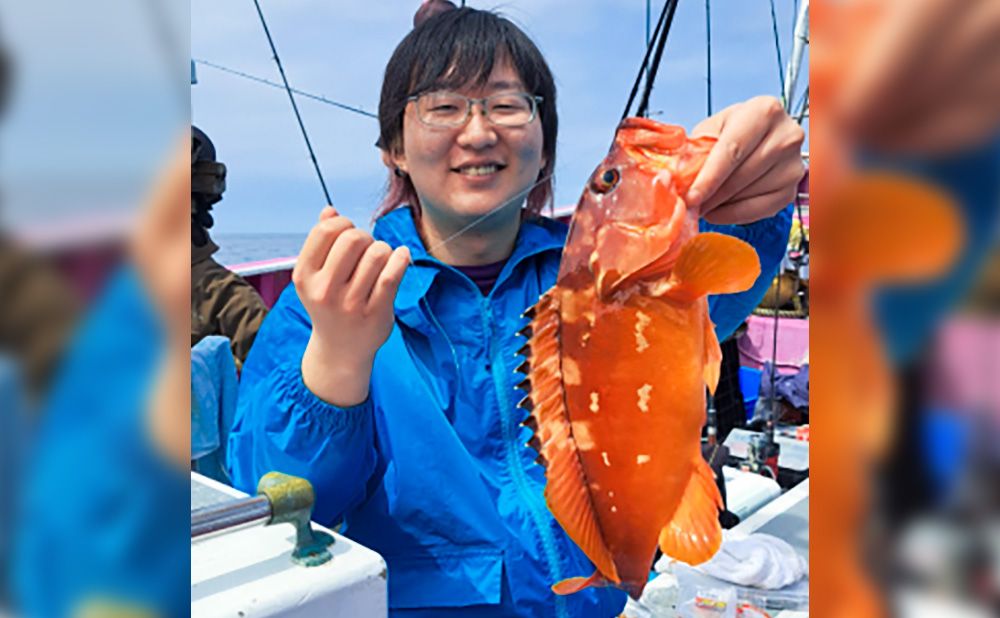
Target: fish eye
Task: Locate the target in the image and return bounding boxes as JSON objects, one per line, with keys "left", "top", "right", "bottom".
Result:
{"left": 591, "top": 168, "right": 621, "bottom": 194}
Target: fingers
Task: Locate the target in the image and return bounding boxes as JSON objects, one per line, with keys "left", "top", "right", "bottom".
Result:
{"left": 835, "top": 0, "right": 947, "bottom": 137}
{"left": 701, "top": 151, "right": 805, "bottom": 219}
{"left": 685, "top": 97, "right": 777, "bottom": 209}
{"left": 344, "top": 240, "right": 393, "bottom": 310}
{"left": 322, "top": 228, "right": 376, "bottom": 285}
{"left": 296, "top": 215, "right": 355, "bottom": 274}
{"left": 702, "top": 184, "right": 798, "bottom": 226}
{"left": 367, "top": 246, "right": 410, "bottom": 314}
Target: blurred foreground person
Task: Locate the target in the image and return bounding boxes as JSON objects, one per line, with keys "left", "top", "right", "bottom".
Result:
{"left": 812, "top": 1, "right": 1000, "bottom": 616}
{"left": 191, "top": 126, "right": 268, "bottom": 370}
{"left": 12, "top": 139, "right": 190, "bottom": 618}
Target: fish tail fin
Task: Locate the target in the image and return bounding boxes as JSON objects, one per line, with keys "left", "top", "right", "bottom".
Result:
{"left": 522, "top": 290, "right": 620, "bottom": 584}
{"left": 657, "top": 456, "right": 724, "bottom": 565}
{"left": 662, "top": 233, "right": 760, "bottom": 302}
{"left": 822, "top": 173, "right": 962, "bottom": 287}
{"left": 703, "top": 309, "right": 722, "bottom": 394}
{"left": 551, "top": 570, "right": 609, "bottom": 596}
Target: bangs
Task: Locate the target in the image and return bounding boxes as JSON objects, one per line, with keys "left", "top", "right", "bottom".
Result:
{"left": 404, "top": 11, "right": 541, "bottom": 96}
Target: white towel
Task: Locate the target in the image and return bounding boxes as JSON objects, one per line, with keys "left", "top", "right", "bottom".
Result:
{"left": 695, "top": 532, "right": 808, "bottom": 589}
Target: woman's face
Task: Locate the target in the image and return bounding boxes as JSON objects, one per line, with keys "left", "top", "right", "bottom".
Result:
{"left": 391, "top": 59, "right": 546, "bottom": 229}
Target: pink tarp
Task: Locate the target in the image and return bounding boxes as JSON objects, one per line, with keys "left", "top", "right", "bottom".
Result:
{"left": 738, "top": 315, "right": 809, "bottom": 374}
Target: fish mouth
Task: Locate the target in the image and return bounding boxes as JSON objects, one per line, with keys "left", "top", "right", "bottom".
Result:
{"left": 617, "top": 118, "right": 687, "bottom": 163}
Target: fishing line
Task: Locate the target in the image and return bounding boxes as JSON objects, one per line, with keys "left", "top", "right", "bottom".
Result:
{"left": 194, "top": 59, "right": 379, "bottom": 119}
{"left": 251, "top": 0, "right": 333, "bottom": 205}
{"left": 420, "top": 172, "right": 555, "bottom": 259}
{"left": 142, "top": 0, "right": 189, "bottom": 117}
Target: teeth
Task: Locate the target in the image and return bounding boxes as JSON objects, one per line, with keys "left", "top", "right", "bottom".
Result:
{"left": 459, "top": 165, "right": 500, "bottom": 176}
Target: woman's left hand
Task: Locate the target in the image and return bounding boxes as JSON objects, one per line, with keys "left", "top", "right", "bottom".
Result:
{"left": 685, "top": 96, "right": 806, "bottom": 225}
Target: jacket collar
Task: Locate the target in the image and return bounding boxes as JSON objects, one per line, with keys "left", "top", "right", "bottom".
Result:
{"left": 373, "top": 206, "right": 567, "bottom": 320}
{"left": 192, "top": 234, "right": 220, "bottom": 265}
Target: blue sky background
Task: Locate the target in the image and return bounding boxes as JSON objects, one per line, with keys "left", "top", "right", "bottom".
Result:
{"left": 192, "top": 0, "right": 808, "bottom": 235}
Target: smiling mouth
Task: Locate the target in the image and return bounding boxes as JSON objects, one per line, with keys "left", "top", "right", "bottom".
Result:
{"left": 454, "top": 164, "right": 506, "bottom": 177}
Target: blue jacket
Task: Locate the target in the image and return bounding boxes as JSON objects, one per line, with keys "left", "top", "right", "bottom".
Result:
{"left": 228, "top": 205, "right": 790, "bottom": 617}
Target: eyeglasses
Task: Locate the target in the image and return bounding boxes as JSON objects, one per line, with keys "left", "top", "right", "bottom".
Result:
{"left": 407, "top": 91, "right": 543, "bottom": 128}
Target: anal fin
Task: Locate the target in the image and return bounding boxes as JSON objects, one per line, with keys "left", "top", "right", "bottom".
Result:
{"left": 552, "top": 570, "right": 609, "bottom": 596}
{"left": 657, "top": 455, "right": 724, "bottom": 565}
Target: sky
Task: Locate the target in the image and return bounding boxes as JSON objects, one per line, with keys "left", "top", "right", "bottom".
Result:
{"left": 191, "top": 0, "right": 808, "bottom": 235}
{"left": 0, "top": 0, "right": 189, "bottom": 239}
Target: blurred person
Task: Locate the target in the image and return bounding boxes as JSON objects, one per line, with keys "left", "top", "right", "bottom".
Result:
{"left": 191, "top": 125, "right": 268, "bottom": 371}
{"left": 227, "top": 4, "right": 804, "bottom": 616}
{"left": 12, "top": 139, "right": 190, "bottom": 618}
{"left": 812, "top": 0, "right": 1000, "bottom": 615}
{"left": 0, "top": 34, "right": 81, "bottom": 613}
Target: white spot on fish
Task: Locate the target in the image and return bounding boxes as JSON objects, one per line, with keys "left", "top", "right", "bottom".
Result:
{"left": 563, "top": 357, "right": 582, "bottom": 386}
{"left": 571, "top": 421, "right": 594, "bottom": 451}
{"left": 601, "top": 451, "right": 611, "bottom": 467}
{"left": 589, "top": 392, "right": 599, "bottom": 413}
{"left": 611, "top": 506, "right": 618, "bottom": 513}
{"left": 581, "top": 332, "right": 591, "bottom": 347}
{"left": 637, "top": 454, "right": 651, "bottom": 465}
{"left": 584, "top": 311, "right": 596, "bottom": 328}
{"left": 608, "top": 490, "right": 615, "bottom": 498}
{"left": 634, "top": 311, "right": 651, "bottom": 353}
{"left": 637, "top": 384, "right": 653, "bottom": 413}
{"left": 590, "top": 482, "right": 601, "bottom": 492}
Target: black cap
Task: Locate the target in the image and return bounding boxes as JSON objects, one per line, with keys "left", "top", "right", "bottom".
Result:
{"left": 192, "top": 125, "right": 216, "bottom": 163}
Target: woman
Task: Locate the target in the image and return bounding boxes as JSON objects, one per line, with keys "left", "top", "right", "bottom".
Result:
{"left": 228, "top": 6, "right": 803, "bottom": 616}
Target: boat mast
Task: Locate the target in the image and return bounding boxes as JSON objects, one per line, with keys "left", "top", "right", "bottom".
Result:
{"left": 783, "top": 0, "right": 809, "bottom": 114}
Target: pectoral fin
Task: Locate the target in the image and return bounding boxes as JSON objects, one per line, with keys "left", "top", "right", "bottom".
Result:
{"left": 660, "top": 233, "right": 760, "bottom": 302}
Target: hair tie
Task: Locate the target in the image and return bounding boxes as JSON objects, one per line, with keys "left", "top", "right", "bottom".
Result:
{"left": 413, "top": 0, "right": 458, "bottom": 28}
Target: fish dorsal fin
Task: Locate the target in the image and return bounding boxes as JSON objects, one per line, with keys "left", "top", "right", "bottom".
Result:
{"left": 520, "top": 289, "right": 620, "bottom": 585}
{"left": 657, "top": 455, "right": 724, "bottom": 565}
{"left": 657, "top": 233, "right": 760, "bottom": 302}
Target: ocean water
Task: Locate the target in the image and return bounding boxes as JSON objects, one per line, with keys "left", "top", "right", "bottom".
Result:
{"left": 213, "top": 233, "right": 307, "bottom": 266}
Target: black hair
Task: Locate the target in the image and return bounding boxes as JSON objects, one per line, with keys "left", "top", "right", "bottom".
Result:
{"left": 376, "top": 7, "right": 558, "bottom": 218}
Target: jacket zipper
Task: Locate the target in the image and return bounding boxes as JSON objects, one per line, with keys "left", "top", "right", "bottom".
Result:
{"left": 481, "top": 300, "right": 569, "bottom": 618}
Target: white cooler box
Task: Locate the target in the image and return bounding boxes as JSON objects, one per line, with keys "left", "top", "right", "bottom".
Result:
{"left": 191, "top": 473, "right": 387, "bottom": 617}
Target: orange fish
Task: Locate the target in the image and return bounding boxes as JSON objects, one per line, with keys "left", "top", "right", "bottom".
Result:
{"left": 518, "top": 118, "right": 761, "bottom": 598}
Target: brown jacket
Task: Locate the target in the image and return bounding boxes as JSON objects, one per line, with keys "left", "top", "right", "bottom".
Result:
{"left": 191, "top": 236, "right": 268, "bottom": 369}
{"left": 0, "top": 236, "right": 79, "bottom": 400}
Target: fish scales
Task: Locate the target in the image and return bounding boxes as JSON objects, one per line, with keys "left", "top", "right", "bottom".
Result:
{"left": 520, "top": 118, "right": 762, "bottom": 599}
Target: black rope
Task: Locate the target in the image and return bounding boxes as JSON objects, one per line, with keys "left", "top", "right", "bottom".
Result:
{"left": 635, "top": 0, "right": 680, "bottom": 119}
{"left": 768, "top": 0, "right": 786, "bottom": 105}
{"left": 621, "top": 0, "right": 670, "bottom": 121}
{"left": 193, "top": 59, "right": 378, "bottom": 119}
{"left": 794, "top": 85, "right": 809, "bottom": 125}
{"left": 251, "top": 0, "right": 333, "bottom": 205}
{"left": 705, "top": 0, "right": 712, "bottom": 116}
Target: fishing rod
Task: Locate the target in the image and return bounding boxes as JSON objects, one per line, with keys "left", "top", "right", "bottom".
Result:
{"left": 621, "top": 0, "right": 680, "bottom": 121}
{"left": 251, "top": 0, "right": 333, "bottom": 206}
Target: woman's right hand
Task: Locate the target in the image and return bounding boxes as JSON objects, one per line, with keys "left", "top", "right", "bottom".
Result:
{"left": 295, "top": 206, "right": 410, "bottom": 406}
